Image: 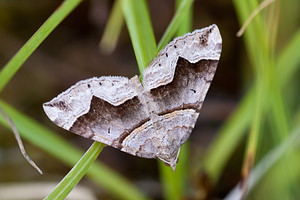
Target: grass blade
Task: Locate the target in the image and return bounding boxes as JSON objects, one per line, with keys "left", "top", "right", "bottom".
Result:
{"left": 0, "top": 100, "right": 149, "bottom": 200}
{"left": 277, "top": 27, "right": 300, "bottom": 87}
{"left": 157, "top": 0, "right": 194, "bottom": 51}
{"left": 121, "top": 0, "right": 157, "bottom": 75}
{"left": 159, "top": 143, "right": 189, "bottom": 200}
{"left": 236, "top": 0, "right": 275, "bottom": 37}
{"left": 158, "top": 1, "right": 193, "bottom": 199}
{"left": 204, "top": 26, "right": 300, "bottom": 183}
{"left": 0, "top": 106, "right": 42, "bottom": 174}
{"left": 203, "top": 88, "right": 254, "bottom": 182}
{"left": 175, "top": 0, "right": 193, "bottom": 36}
{"left": 99, "top": 0, "right": 124, "bottom": 54}
{"left": 204, "top": 1, "right": 300, "bottom": 185}
{"left": 225, "top": 124, "right": 300, "bottom": 200}
{"left": 0, "top": 0, "right": 84, "bottom": 93}
{"left": 44, "top": 142, "right": 105, "bottom": 200}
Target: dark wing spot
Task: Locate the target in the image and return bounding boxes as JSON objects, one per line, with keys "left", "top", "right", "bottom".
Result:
{"left": 58, "top": 101, "right": 66, "bottom": 107}
{"left": 159, "top": 63, "right": 161, "bottom": 66}
{"left": 108, "top": 128, "right": 111, "bottom": 134}
{"left": 190, "top": 89, "right": 196, "bottom": 93}
{"left": 204, "top": 77, "right": 213, "bottom": 83}
{"left": 174, "top": 45, "right": 177, "bottom": 48}
{"left": 53, "top": 100, "right": 68, "bottom": 110}
{"left": 200, "top": 35, "right": 206, "bottom": 44}
{"left": 99, "top": 82, "right": 102, "bottom": 86}
{"left": 87, "top": 84, "right": 91, "bottom": 88}
{"left": 166, "top": 53, "right": 168, "bottom": 57}
{"left": 200, "top": 32, "right": 209, "bottom": 46}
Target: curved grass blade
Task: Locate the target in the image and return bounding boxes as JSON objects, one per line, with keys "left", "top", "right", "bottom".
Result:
{"left": 158, "top": 1, "right": 192, "bottom": 199}
{"left": 277, "top": 28, "right": 300, "bottom": 87}
{"left": 121, "top": 0, "right": 157, "bottom": 75}
{"left": 0, "top": 100, "right": 150, "bottom": 200}
{"left": 203, "top": 1, "right": 300, "bottom": 185}
{"left": 225, "top": 124, "right": 300, "bottom": 200}
{"left": 0, "top": 106, "right": 42, "bottom": 174}
{"left": 203, "top": 89, "right": 254, "bottom": 182}
{"left": 157, "top": 0, "right": 194, "bottom": 51}
{"left": 0, "top": 0, "right": 84, "bottom": 93}
{"left": 99, "top": 0, "right": 124, "bottom": 54}
{"left": 236, "top": 0, "right": 275, "bottom": 37}
{"left": 44, "top": 142, "right": 105, "bottom": 200}
{"left": 159, "top": 143, "right": 189, "bottom": 200}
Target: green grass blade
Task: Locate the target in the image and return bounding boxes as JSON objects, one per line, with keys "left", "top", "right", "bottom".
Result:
{"left": 242, "top": 71, "right": 265, "bottom": 180}
{"left": 157, "top": 0, "right": 194, "bottom": 51}
{"left": 203, "top": 88, "right": 254, "bottom": 182}
{"left": 233, "top": 0, "right": 265, "bottom": 72}
{"left": 265, "top": 1, "right": 290, "bottom": 139}
{"left": 0, "top": 100, "right": 150, "bottom": 200}
{"left": 159, "top": 143, "right": 189, "bottom": 200}
{"left": 225, "top": 124, "right": 300, "bottom": 199}
{"left": 236, "top": 3, "right": 290, "bottom": 188}
{"left": 240, "top": 0, "right": 274, "bottom": 181}
{"left": 204, "top": 1, "right": 300, "bottom": 184}
{"left": 99, "top": 0, "right": 124, "bottom": 54}
{"left": 121, "top": 0, "right": 157, "bottom": 75}
{"left": 175, "top": 0, "right": 193, "bottom": 36}
{"left": 276, "top": 27, "right": 300, "bottom": 87}
{"left": 0, "top": 0, "right": 84, "bottom": 93}
{"left": 44, "top": 142, "right": 105, "bottom": 200}
{"left": 158, "top": 1, "right": 193, "bottom": 199}
{"left": 204, "top": 66, "right": 292, "bottom": 183}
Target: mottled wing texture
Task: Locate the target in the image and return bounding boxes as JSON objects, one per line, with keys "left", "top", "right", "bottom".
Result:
{"left": 135, "top": 24, "right": 221, "bottom": 169}
{"left": 143, "top": 24, "right": 222, "bottom": 114}
{"left": 43, "top": 76, "right": 150, "bottom": 148}
{"left": 43, "top": 24, "right": 222, "bottom": 171}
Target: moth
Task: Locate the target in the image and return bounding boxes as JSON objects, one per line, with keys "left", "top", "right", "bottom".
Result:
{"left": 43, "top": 24, "right": 222, "bottom": 171}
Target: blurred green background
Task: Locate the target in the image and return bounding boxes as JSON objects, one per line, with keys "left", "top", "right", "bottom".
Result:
{"left": 0, "top": 0, "right": 300, "bottom": 199}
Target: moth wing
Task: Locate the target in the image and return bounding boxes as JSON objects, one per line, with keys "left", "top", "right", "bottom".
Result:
{"left": 142, "top": 24, "right": 222, "bottom": 115}
{"left": 121, "top": 109, "right": 199, "bottom": 170}
{"left": 43, "top": 76, "right": 150, "bottom": 148}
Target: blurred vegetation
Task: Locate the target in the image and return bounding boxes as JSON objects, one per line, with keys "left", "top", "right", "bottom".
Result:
{"left": 0, "top": 0, "right": 300, "bottom": 199}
